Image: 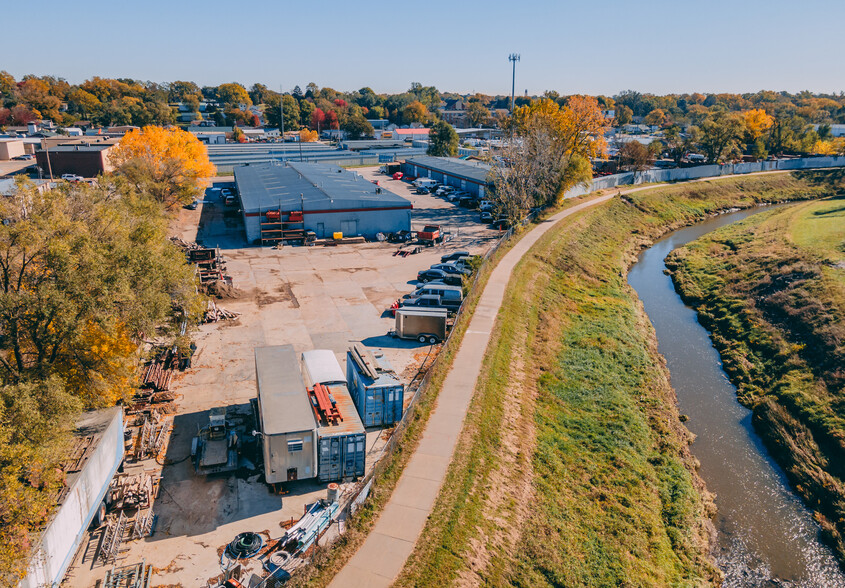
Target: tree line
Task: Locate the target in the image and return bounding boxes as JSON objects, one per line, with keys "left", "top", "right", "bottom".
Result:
{"left": 0, "top": 127, "right": 209, "bottom": 583}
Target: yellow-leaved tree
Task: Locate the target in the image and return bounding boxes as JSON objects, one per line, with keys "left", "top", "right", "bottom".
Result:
{"left": 494, "top": 96, "right": 608, "bottom": 223}
{"left": 743, "top": 108, "right": 774, "bottom": 142}
{"left": 299, "top": 128, "right": 319, "bottom": 142}
{"left": 110, "top": 126, "right": 215, "bottom": 209}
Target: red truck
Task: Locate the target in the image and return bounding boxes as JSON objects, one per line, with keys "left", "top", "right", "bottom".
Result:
{"left": 417, "top": 224, "right": 443, "bottom": 245}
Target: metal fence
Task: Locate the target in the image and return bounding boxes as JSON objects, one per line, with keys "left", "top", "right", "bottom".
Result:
{"left": 331, "top": 219, "right": 521, "bottom": 531}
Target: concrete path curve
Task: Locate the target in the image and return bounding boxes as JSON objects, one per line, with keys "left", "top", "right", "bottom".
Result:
{"left": 328, "top": 193, "right": 615, "bottom": 588}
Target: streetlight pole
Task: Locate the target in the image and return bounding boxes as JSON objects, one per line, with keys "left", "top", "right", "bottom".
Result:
{"left": 509, "top": 53, "right": 520, "bottom": 113}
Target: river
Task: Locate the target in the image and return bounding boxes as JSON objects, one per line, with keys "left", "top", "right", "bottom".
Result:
{"left": 627, "top": 206, "right": 845, "bottom": 586}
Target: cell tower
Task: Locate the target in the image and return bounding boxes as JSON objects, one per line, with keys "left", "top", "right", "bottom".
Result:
{"left": 509, "top": 53, "right": 520, "bottom": 113}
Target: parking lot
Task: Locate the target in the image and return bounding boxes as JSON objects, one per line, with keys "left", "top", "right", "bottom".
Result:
{"left": 66, "top": 166, "right": 501, "bottom": 587}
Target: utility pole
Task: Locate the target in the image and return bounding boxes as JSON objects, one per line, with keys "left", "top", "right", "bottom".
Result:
{"left": 509, "top": 53, "right": 520, "bottom": 113}
{"left": 279, "top": 85, "right": 284, "bottom": 143}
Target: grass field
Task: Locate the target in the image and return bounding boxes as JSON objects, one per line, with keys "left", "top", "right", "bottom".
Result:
{"left": 667, "top": 176, "right": 845, "bottom": 560}
{"left": 392, "top": 171, "right": 841, "bottom": 587}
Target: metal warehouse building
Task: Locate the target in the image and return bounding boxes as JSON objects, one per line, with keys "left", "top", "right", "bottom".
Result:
{"left": 402, "top": 155, "right": 494, "bottom": 198}
{"left": 234, "top": 161, "right": 412, "bottom": 244}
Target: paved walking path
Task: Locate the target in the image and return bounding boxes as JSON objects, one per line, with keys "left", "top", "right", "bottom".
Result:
{"left": 328, "top": 193, "right": 615, "bottom": 587}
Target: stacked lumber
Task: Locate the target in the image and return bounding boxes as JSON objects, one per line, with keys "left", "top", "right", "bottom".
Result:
{"left": 204, "top": 299, "right": 241, "bottom": 323}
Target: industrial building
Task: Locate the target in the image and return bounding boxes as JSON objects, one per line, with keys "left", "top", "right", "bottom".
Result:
{"left": 20, "top": 407, "right": 124, "bottom": 588}
{"left": 35, "top": 143, "right": 115, "bottom": 178}
{"left": 301, "top": 350, "right": 366, "bottom": 482}
{"left": 0, "top": 138, "right": 25, "bottom": 160}
{"left": 346, "top": 344, "right": 405, "bottom": 427}
{"left": 255, "top": 345, "right": 317, "bottom": 484}
{"left": 234, "top": 161, "right": 412, "bottom": 244}
{"left": 402, "top": 156, "right": 494, "bottom": 198}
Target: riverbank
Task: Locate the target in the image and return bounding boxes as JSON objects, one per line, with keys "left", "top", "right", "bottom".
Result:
{"left": 394, "top": 172, "right": 837, "bottom": 586}
{"left": 667, "top": 180, "right": 845, "bottom": 561}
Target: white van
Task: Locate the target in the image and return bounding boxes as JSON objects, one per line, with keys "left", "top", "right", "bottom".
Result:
{"left": 413, "top": 178, "right": 438, "bottom": 189}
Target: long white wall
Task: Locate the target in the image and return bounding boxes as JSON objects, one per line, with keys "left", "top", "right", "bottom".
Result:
{"left": 564, "top": 155, "right": 845, "bottom": 199}
{"left": 20, "top": 408, "right": 124, "bottom": 588}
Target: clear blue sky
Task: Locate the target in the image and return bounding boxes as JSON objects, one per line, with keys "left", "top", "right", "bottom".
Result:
{"left": 5, "top": 0, "right": 844, "bottom": 96}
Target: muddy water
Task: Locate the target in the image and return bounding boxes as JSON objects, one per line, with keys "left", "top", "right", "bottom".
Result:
{"left": 628, "top": 207, "right": 845, "bottom": 587}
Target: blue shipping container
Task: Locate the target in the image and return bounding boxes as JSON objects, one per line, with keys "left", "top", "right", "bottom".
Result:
{"left": 346, "top": 345, "right": 405, "bottom": 427}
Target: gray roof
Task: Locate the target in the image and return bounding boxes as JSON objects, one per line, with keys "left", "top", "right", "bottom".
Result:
{"left": 37, "top": 144, "right": 112, "bottom": 153}
{"left": 235, "top": 161, "right": 411, "bottom": 213}
{"left": 404, "top": 156, "right": 493, "bottom": 184}
{"left": 255, "top": 345, "right": 316, "bottom": 435}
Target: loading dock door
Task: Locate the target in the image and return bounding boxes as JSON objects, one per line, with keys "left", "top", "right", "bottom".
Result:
{"left": 341, "top": 220, "right": 358, "bottom": 236}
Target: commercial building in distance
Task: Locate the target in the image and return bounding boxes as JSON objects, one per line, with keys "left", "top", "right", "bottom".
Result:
{"left": 401, "top": 155, "right": 493, "bottom": 198}
{"left": 35, "top": 143, "right": 115, "bottom": 178}
{"left": 235, "top": 161, "right": 412, "bottom": 244}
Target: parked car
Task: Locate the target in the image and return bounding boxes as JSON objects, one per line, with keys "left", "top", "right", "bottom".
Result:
{"left": 480, "top": 211, "right": 494, "bottom": 222}
{"left": 221, "top": 188, "right": 237, "bottom": 206}
{"left": 430, "top": 263, "right": 470, "bottom": 276}
{"left": 446, "top": 191, "right": 463, "bottom": 202}
{"left": 435, "top": 186, "right": 455, "bottom": 197}
{"left": 478, "top": 200, "right": 493, "bottom": 212}
{"left": 414, "top": 187, "right": 431, "bottom": 195}
{"left": 416, "top": 269, "right": 462, "bottom": 286}
{"left": 388, "top": 230, "right": 417, "bottom": 243}
{"left": 400, "top": 294, "right": 457, "bottom": 312}
{"left": 392, "top": 172, "right": 404, "bottom": 180}
{"left": 185, "top": 200, "right": 199, "bottom": 210}
{"left": 60, "top": 173, "right": 83, "bottom": 182}
{"left": 441, "top": 250, "right": 470, "bottom": 263}
{"left": 493, "top": 216, "right": 511, "bottom": 230}
{"left": 458, "top": 195, "right": 477, "bottom": 208}
{"left": 13, "top": 154, "right": 33, "bottom": 160}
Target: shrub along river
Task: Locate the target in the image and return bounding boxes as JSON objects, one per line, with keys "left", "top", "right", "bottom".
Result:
{"left": 628, "top": 206, "right": 845, "bottom": 586}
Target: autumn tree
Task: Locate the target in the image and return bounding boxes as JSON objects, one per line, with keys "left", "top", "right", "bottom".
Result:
{"left": 644, "top": 108, "right": 668, "bottom": 127}
{"left": 110, "top": 126, "right": 215, "bottom": 209}
{"left": 493, "top": 96, "right": 608, "bottom": 222}
{"left": 619, "top": 141, "right": 654, "bottom": 173}
{"left": 402, "top": 100, "right": 429, "bottom": 125}
{"left": 427, "top": 120, "right": 459, "bottom": 157}
{"left": 217, "top": 82, "right": 251, "bottom": 106}
{"left": 615, "top": 104, "right": 633, "bottom": 125}
{"left": 0, "top": 179, "right": 201, "bottom": 582}
{"left": 698, "top": 111, "right": 745, "bottom": 163}
{"left": 466, "top": 102, "right": 490, "bottom": 127}
{"left": 168, "top": 80, "right": 201, "bottom": 103}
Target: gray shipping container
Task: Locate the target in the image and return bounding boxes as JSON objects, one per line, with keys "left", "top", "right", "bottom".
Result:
{"left": 301, "top": 350, "right": 367, "bottom": 482}
{"left": 346, "top": 344, "right": 405, "bottom": 427}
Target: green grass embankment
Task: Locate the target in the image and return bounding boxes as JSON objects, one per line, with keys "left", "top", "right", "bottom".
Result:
{"left": 667, "top": 175, "right": 845, "bottom": 559}
{"left": 395, "top": 171, "right": 839, "bottom": 587}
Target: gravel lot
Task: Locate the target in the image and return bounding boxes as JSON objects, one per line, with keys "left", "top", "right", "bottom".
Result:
{"left": 66, "top": 166, "right": 500, "bottom": 587}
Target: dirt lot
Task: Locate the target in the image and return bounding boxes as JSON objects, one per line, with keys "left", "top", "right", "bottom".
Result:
{"left": 65, "top": 167, "right": 500, "bottom": 587}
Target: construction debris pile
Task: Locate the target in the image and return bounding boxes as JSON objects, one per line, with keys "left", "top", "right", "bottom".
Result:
{"left": 101, "top": 559, "right": 153, "bottom": 587}
{"left": 204, "top": 299, "right": 241, "bottom": 323}
{"left": 170, "top": 237, "right": 233, "bottom": 287}
{"left": 92, "top": 472, "right": 160, "bottom": 566}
